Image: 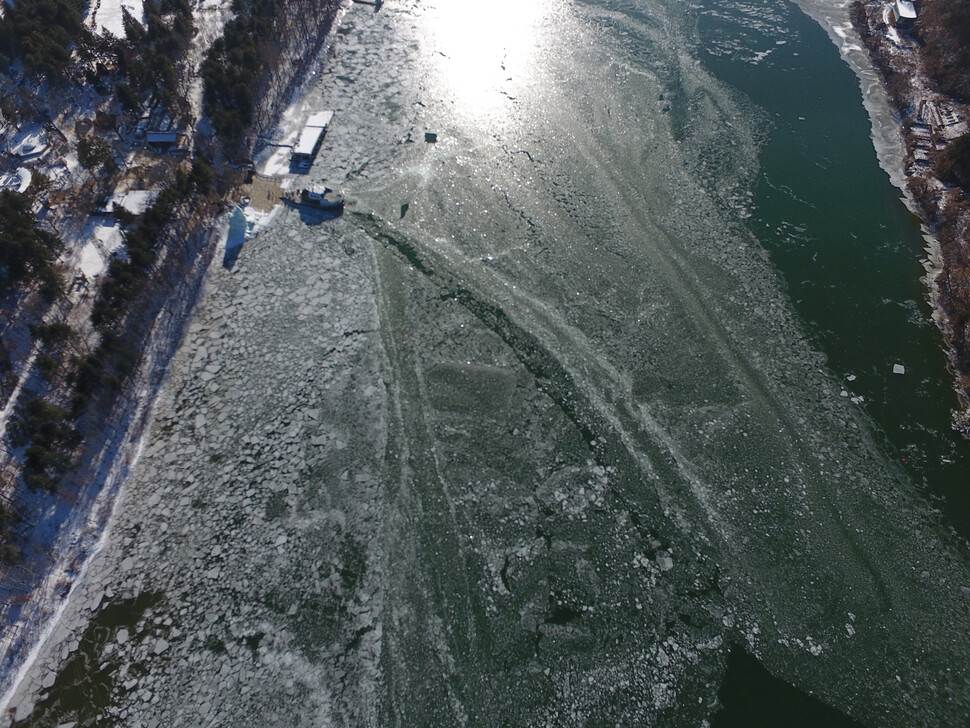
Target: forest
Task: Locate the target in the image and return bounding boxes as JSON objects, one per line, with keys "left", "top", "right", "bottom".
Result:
{"left": 0, "top": 191, "right": 63, "bottom": 300}
{"left": 0, "top": 0, "right": 87, "bottom": 77}
{"left": 916, "top": 0, "right": 970, "bottom": 105}
{"left": 201, "top": 0, "right": 282, "bottom": 151}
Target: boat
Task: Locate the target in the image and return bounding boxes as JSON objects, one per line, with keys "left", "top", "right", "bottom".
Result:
{"left": 287, "top": 187, "right": 345, "bottom": 213}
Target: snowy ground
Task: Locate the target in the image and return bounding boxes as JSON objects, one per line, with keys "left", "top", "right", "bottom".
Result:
{"left": 70, "top": 218, "right": 126, "bottom": 281}
{"left": 108, "top": 189, "right": 160, "bottom": 215}
{"left": 86, "top": 0, "right": 145, "bottom": 37}
{"left": 183, "top": 0, "right": 238, "bottom": 136}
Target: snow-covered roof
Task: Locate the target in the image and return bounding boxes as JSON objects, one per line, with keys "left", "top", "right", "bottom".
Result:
{"left": 305, "top": 111, "right": 334, "bottom": 129}
{"left": 14, "top": 129, "right": 47, "bottom": 159}
{"left": 293, "top": 125, "right": 326, "bottom": 157}
{"left": 0, "top": 168, "right": 31, "bottom": 194}
{"left": 292, "top": 111, "right": 334, "bottom": 157}
{"left": 146, "top": 131, "right": 179, "bottom": 144}
{"left": 894, "top": 0, "right": 916, "bottom": 20}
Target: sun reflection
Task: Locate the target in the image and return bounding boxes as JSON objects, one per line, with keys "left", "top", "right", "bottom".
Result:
{"left": 423, "top": 0, "right": 548, "bottom": 116}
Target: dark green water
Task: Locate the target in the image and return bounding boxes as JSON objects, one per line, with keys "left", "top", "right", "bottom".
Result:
{"left": 713, "top": 648, "right": 867, "bottom": 728}
{"left": 698, "top": 0, "right": 970, "bottom": 540}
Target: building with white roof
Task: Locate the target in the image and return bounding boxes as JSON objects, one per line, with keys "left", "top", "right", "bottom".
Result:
{"left": 892, "top": 0, "right": 917, "bottom": 28}
{"left": 291, "top": 111, "right": 335, "bottom": 168}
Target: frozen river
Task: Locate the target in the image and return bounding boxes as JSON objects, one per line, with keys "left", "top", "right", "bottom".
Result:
{"left": 7, "top": 0, "right": 970, "bottom": 724}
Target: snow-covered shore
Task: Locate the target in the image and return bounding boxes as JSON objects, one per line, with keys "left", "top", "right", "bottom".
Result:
{"left": 0, "top": 0, "right": 348, "bottom": 712}
{"left": 794, "top": 0, "right": 910, "bottom": 195}
{"left": 0, "top": 212, "right": 226, "bottom": 717}
{"left": 848, "top": 0, "right": 970, "bottom": 434}
{"left": 796, "top": 0, "right": 970, "bottom": 434}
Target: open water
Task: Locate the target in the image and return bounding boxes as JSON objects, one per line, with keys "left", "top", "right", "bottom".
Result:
{"left": 6, "top": 0, "right": 970, "bottom": 725}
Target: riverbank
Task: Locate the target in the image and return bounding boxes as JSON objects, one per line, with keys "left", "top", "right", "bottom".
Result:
{"left": 0, "top": 0, "right": 346, "bottom": 715}
{"left": 850, "top": 0, "right": 970, "bottom": 436}
{"left": 0, "top": 210, "right": 223, "bottom": 713}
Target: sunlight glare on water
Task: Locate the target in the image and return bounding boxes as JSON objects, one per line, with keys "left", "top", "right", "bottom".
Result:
{"left": 423, "top": 0, "right": 548, "bottom": 116}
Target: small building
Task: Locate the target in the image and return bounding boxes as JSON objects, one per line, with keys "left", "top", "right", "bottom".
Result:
{"left": 892, "top": 0, "right": 916, "bottom": 28}
{"left": 146, "top": 130, "right": 180, "bottom": 152}
{"left": 291, "top": 111, "right": 334, "bottom": 169}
